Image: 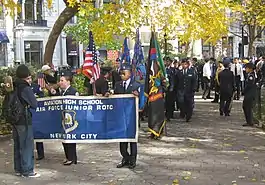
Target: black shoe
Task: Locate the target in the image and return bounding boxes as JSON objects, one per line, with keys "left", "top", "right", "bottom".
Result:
{"left": 36, "top": 156, "right": 44, "bottom": 161}
{"left": 242, "top": 123, "right": 253, "bottom": 127}
{"left": 128, "top": 160, "right": 136, "bottom": 169}
{"left": 63, "top": 160, "right": 74, "bottom": 166}
{"left": 225, "top": 113, "right": 230, "bottom": 116}
{"left": 211, "top": 100, "right": 218, "bottom": 103}
{"left": 186, "top": 117, "right": 191, "bottom": 122}
{"left": 206, "top": 97, "right": 213, "bottom": 99}
{"left": 220, "top": 112, "right": 223, "bottom": 116}
{"left": 166, "top": 118, "right": 171, "bottom": 122}
{"left": 116, "top": 159, "right": 129, "bottom": 168}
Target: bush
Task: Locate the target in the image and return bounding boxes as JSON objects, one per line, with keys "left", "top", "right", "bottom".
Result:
{"left": 72, "top": 74, "right": 86, "bottom": 95}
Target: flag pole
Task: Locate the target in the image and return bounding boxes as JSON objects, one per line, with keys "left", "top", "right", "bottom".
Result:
{"left": 93, "top": 80, "right": 96, "bottom": 95}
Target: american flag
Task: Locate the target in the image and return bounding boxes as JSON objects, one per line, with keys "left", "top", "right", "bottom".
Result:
{"left": 82, "top": 31, "right": 100, "bottom": 83}
{"left": 37, "top": 72, "right": 46, "bottom": 88}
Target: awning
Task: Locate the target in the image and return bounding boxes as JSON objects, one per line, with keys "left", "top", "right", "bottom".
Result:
{"left": 0, "top": 31, "right": 9, "bottom": 44}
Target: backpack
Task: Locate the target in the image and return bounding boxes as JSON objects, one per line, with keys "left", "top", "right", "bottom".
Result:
{"left": 2, "top": 89, "right": 25, "bottom": 124}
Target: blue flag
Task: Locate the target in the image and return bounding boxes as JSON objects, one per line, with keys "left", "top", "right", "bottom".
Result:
{"left": 120, "top": 37, "right": 131, "bottom": 65}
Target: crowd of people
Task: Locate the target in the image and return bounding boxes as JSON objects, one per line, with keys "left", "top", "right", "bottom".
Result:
{"left": 4, "top": 55, "right": 265, "bottom": 178}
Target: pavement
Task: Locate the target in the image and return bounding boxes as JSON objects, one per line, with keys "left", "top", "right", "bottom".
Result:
{"left": 1, "top": 95, "right": 265, "bottom": 185}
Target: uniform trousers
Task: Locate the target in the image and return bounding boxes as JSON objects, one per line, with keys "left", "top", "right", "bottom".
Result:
{"left": 36, "top": 142, "right": 44, "bottom": 158}
{"left": 120, "top": 142, "right": 137, "bottom": 162}
{"left": 179, "top": 94, "right": 193, "bottom": 120}
{"left": 243, "top": 98, "right": 255, "bottom": 125}
{"left": 219, "top": 92, "right": 232, "bottom": 114}
{"left": 165, "top": 91, "right": 175, "bottom": 119}
{"left": 202, "top": 77, "right": 211, "bottom": 98}
{"left": 235, "top": 76, "right": 241, "bottom": 99}
{"left": 63, "top": 143, "right": 77, "bottom": 162}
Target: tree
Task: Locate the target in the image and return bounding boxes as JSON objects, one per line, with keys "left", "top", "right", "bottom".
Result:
{"left": 65, "top": 0, "right": 233, "bottom": 52}
{"left": 229, "top": 0, "right": 265, "bottom": 56}
{"left": 1, "top": 0, "right": 238, "bottom": 65}
{"left": 43, "top": 1, "right": 79, "bottom": 64}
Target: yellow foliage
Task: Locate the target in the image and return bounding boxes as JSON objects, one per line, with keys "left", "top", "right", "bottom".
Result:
{"left": 1, "top": 0, "right": 248, "bottom": 48}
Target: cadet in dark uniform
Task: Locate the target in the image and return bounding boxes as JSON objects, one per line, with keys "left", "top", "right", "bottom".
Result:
{"left": 242, "top": 63, "right": 257, "bottom": 127}
{"left": 95, "top": 67, "right": 112, "bottom": 96}
{"left": 114, "top": 63, "right": 140, "bottom": 169}
{"left": 54, "top": 71, "right": 79, "bottom": 165}
{"left": 31, "top": 82, "right": 45, "bottom": 160}
{"left": 165, "top": 57, "right": 176, "bottom": 121}
{"left": 176, "top": 59, "right": 196, "bottom": 122}
{"left": 218, "top": 58, "right": 235, "bottom": 116}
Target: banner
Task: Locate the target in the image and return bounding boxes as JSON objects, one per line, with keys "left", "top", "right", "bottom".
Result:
{"left": 32, "top": 95, "right": 138, "bottom": 143}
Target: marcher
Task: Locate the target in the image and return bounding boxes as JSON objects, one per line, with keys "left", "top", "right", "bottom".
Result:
{"left": 13, "top": 65, "right": 39, "bottom": 177}
{"left": 212, "top": 62, "right": 224, "bottom": 103}
{"left": 218, "top": 58, "right": 235, "bottom": 116}
{"left": 202, "top": 58, "right": 212, "bottom": 99}
{"left": 114, "top": 63, "right": 140, "bottom": 169}
{"left": 242, "top": 63, "right": 257, "bottom": 127}
{"left": 176, "top": 59, "right": 196, "bottom": 122}
{"left": 52, "top": 70, "right": 79, "bottom": 165}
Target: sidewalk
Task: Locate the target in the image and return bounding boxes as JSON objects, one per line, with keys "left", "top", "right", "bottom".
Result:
{"left": 0, "top": 98, "right": 265, "bottom": 185}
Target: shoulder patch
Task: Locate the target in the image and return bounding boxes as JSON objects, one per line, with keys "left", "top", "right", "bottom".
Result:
{"left": 75, "top": 92, "right": 79, "bottom": 96}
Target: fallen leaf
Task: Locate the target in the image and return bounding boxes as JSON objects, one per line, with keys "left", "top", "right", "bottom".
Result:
{"left": 239, "top": 150, "right": 246, "bottom": 153}
{"left": 238, "top": 176, "right": 245, "bottom": 179}
{"left": 183, "top": 176, "right": 190, "bottom": 180}
{"left": 251, "top": 178, "right": 257, "bottom": 182}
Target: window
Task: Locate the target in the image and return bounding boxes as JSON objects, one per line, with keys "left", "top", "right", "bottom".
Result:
{"left": 25, "top": 0, "right": 34, "bottom": 20}
{"left": 24, "top": 0, "right": 43, "bottom": 20}
{"left": 0, "top": 5, "right": 4, "bottom": 19}
{"left": 0, "top": 44, "right": 6, "bottom": 65}
{"left": 24, "top": 41, "right": 43, "bottom": 66}
{"left": 37, "top": 0, "right": 43, "bottom": 20}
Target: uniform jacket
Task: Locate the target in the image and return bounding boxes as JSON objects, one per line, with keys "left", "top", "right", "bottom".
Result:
{"left": 95, "top": 75, "right": 109, "bottom": 95}
{"left": 114, "top": 78, "right": 140, "bottom": 94}
{"left": 218, "top": 68, "right": 235, "bottom": 95}
{"left": 60, "top": 86, "right": 78, "bottom": 96}
{"left": 166, "top": 67, "right": 176, "bottom": 92}
{"left": 176, "top": 68, "right": 196, "bottom": 96}
{"left": 244, "top": 71, "right": 257, "bottom": 100}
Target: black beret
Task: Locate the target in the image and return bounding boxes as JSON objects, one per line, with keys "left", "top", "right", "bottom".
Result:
{"left": 60, "top": 70, "right": 73, "bottom": 77}
{"left": 120, "top": 63, "right": 132, "bottom": 71}
{"left": 223, "top": 57, "right": 232, "bottom": 65}
{"left": 16, "top": 64, "right": 31, "bottom": 79}
{"left": 101, "top": 66, "right": 112, "bottom": 75}
{"left": 245, "top": 63, "right": 254, "bottom": 69}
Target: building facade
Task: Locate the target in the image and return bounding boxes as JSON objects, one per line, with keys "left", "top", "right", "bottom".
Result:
{"left": 0, "top": 0, "right": 83, "bottom": 67}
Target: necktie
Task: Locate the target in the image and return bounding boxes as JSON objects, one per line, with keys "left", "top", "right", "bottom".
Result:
{"left": 61, "top": 89, "right": 65, "bottom": 96}
{"left": 123, "top": 81, "right": 126, "bottom": 92}
{"left": 235, "top": 65, "right": 238, "bottom": 76}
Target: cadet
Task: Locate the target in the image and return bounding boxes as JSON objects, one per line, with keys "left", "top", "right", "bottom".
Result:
{"left": 218, "top": 58, "right": 235, "bottom": 116}
{"left": 95, "top": 66, "right": 112, "bottom": 96}
{"left": 114, "top": 63, "right": 140, "bottom": 169}
{"left": 165, "top": 57, "right": 176, "bottom": 121}
{"left": 176, "top": 59, "right": 196, "bottom": 122}
{"left": 242, "top": 63, "right": 257, "bottom": 127}
{"left": 52, "top": 70, "right": 79, "bottom": 165}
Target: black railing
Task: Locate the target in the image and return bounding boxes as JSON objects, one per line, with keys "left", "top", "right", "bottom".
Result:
{"left": 16, "top": 19, "right": 47, "bottom": 27}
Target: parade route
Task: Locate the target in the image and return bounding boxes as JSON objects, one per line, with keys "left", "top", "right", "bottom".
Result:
{"left": 1, "top": 99, "right": 265, "bottom": 185}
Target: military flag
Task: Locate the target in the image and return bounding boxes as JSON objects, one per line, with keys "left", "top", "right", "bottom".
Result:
{"left": 120, "top": 37, "right": 131, "bottom": 65}
{"left": 132, "top": 28, "right": 146, "bottom": 111}
{"left": 144, "top": 32, "right": 168, "bottom": 138}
